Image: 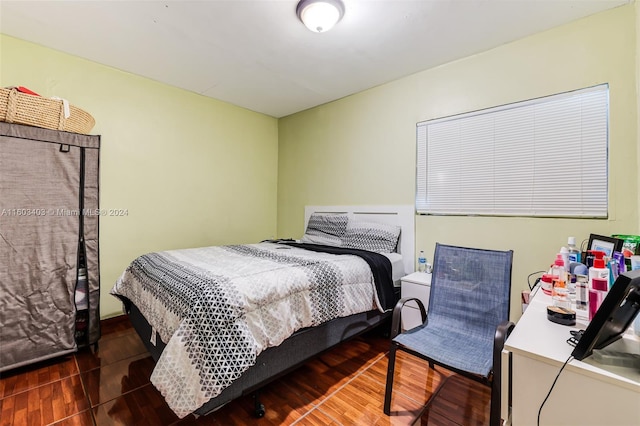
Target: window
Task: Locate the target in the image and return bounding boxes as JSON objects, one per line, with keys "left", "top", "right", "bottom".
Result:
{"left": 416, "top": 84, "right": 608, "bottom": 218}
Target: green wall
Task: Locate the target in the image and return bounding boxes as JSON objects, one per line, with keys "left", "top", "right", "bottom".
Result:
{"left": 0, "top": 35, "right": 279, "bottom": 318}
{"left": 277, "top": 5, "right": 639, "bottom": 320}
{"left": 637, "top": 2, "right": 640, "bottom": 228}
{"left": 1, "top": 4, "right": 638, "bottom": 322}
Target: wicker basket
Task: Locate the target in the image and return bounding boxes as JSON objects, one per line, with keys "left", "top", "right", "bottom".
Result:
{"left": 0, "top": 88, "right": 95, "bottom": 134}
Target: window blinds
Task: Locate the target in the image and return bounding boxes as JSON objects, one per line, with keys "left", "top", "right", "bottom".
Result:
{"left": 416, "top": 84, "right": 609, "bottom": 217}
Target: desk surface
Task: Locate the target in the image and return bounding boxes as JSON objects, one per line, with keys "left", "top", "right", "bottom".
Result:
{"left": 504, "top": 285, "right": 640, "bottom": 392}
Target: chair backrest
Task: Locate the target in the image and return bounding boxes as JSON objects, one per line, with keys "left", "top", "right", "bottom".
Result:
{"left": 428, "top": 243, "right": 513, "bottom": 339}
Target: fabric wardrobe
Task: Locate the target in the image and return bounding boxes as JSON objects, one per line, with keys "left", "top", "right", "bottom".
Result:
{"left": 0, "top": 122, "right": 100, "bottom": 372}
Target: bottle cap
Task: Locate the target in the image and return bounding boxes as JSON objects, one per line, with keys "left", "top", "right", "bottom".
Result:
{"left": 554, "top": 254, "right": 564, "bottom": 266}
{"left": 568, "top": 236, "right": 576, "bottom": 246}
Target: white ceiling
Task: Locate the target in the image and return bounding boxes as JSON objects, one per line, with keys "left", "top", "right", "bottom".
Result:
{"left": 0, "top": 0, "right": 629, "bottom": 118}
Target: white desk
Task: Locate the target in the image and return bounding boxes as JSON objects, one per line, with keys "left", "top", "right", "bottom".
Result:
{"left": 503, "top": 286, "right": 640, "bottom": 425}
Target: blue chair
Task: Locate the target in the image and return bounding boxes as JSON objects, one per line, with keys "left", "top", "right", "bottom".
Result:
{"left": 384, "top": 243, "right": 515, "bottom": 426}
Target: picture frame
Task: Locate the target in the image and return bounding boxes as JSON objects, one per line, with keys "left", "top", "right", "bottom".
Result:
{"left": 587, "top": 234, "right": 624, "bottom": 257}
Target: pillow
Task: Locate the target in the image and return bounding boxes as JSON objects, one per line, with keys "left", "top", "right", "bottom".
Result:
{"left": 300, "top": 213, "right": 349, "bottom": 246}
{"left": 342, "top": 220, "right": 401, "bottom": 253}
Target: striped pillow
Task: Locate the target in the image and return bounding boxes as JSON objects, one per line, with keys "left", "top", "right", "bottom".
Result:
{"left": 342, "top": 221, "right": 401, "bottom": 253}
{"left": 301, "top": 213, "right": 349, "bottom": 246}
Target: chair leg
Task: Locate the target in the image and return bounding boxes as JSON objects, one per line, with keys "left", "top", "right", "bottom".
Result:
{"left": 383, "top": 343, "right": 398, "bottom": 415}
{"left": 491, "top": 320, "right": 514, "bottom": 426}
{"left": 490, "top": 380, "right": 500, "bottom": 426}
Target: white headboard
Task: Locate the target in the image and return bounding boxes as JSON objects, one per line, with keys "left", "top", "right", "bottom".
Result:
{"left": 304, "top": 205, "right": 415, "bottom": 274}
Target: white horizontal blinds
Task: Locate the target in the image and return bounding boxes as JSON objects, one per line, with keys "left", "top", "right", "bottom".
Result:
{"left": 416, "top": 84, "right": 608, "bottom": 217}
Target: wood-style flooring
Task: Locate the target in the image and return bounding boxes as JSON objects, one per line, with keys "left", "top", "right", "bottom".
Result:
{"left": 0, "top": 316, "right": 491, "bottom": 425}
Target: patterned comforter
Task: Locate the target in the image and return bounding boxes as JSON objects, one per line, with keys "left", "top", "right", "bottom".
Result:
{"left": 110, "top": 242, "right": 393, "bottom": 418}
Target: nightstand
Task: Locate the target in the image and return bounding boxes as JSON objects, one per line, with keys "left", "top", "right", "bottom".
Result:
{"left": 400, "top": 272, "right": 432, "bottom": 330}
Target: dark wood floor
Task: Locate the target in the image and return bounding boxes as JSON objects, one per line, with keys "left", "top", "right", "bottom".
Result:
{"left": 0, "top": 317, "right": 491, "bottom": 425}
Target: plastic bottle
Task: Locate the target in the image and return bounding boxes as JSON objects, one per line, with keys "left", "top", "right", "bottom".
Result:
{"left": 550, "top": 254, "right": 567, "bottom": 282}
{"left": 567, "top": 237, "right": 581, "bottom": 263}
{"left": 613, "top": 251, "right": 626, "bottom": 274}
{"left": 418, "top": 251, "right": 427, "bottom": 273}
{"left": 574, "top": 274, "right": 589, "bottom": 322}
{"left": 588, "top": 251, "right": 610, "bottom": 290}
{"left": 559, "top": 247, "right": 570, "bottom": 275}
{"left": 608, "top": 258, "right": 620, "bottom": 288}
{"left": 551, "top": 254, "right": 570, "bottom": 309}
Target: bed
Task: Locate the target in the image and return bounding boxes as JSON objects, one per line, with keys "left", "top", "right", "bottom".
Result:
{"left": 110, "top": 205, "right": 414, "bottom": 419}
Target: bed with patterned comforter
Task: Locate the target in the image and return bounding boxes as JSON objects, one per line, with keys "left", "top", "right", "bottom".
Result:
{"left": 110, "top": 241, "right": 393, "bottom": 418}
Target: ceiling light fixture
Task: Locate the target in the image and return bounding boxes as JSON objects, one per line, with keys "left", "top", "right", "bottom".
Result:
{"left": 296, "top": 0, "right": 345, "bottom": 33}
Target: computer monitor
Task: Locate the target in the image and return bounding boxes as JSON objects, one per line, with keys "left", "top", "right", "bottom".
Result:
{"left": 572, "top": 269, "right": 640, "bottom": 361}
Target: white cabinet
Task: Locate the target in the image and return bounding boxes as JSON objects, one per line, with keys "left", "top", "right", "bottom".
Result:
{"left": 400, "top": 272, "right": 431, "bottom": 330}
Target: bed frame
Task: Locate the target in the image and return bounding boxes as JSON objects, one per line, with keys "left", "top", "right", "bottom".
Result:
{"left": 126, "top": 205, "right": 415, "bottom": 418}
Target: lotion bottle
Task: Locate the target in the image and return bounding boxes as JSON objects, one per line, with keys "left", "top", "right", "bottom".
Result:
{"left": 588, "top": 251, "right": 609, "bottom": 290}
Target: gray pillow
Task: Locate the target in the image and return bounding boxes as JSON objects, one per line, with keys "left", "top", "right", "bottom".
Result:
{"left": 301, "top": 213, "right": 349, "bottom": 246}
{"left": 342, "top": 220, "right": 401, "bottom": 253}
